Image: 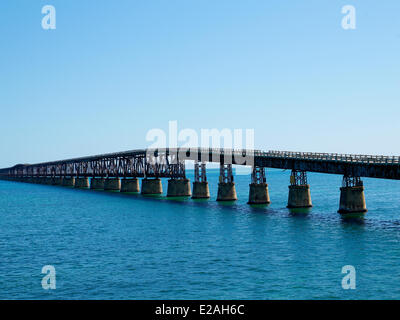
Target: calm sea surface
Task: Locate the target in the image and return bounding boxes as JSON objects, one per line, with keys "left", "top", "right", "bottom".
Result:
{"left": 1, "top": 169, "right": 400, "bottom": 299}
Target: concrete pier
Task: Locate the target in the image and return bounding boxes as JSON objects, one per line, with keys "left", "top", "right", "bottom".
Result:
{"left": 248, "top": 183, "right": 270, "bottom": 204}
{"left": 104, "top": 178, "right": 121, "bottom": 191}
{"left": 141, "top": 178, "right": 163, "bottom": 195}
{"left": 90, "top": 178, "right": 105, "bottom": 190}
{"left": 338, "top": 186, "right": 367, "bottom": 214}
{"left": 287, "top": 185, "right": 312, "bottom": 208}
{"left": 217, "top": 164, "right": 237, "bottom": 201}
{"left": 192, "top": 181, "right": 210, "bottom": 199}
{"left": 62, "top": 177, "right": 75, "bottom": 187}
{"left": 120, "top": 178, "right": 140, "bottom": 193}
{"left": 192, "top": 162, "right": 209, "bottom": 199}
{"left": 287, "top": 170, "right": 312, "bottom": 208}
{"left": 217, "top": 182, "right": 237, "bottom": 201}
{"left": 74, "top": 177, "right": 89, "bottom": 189}
{"left": 167, "top": 179, "right": 191, "bottom": 197}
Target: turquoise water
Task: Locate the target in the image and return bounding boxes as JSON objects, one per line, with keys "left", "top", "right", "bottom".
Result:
{"left": 1, "top": 169, "right": 400, "bottom": 299}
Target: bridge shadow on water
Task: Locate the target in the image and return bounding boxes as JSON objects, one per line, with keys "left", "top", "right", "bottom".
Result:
{"left": 288, "top": 207, "right": 312, "bottom": 217}
{"left": 65, "top": 186, "right": 278, "bottom": 215}
{"left": 73, "top": 186, "right": 292, "bottom": 216}
{"left": 340, "top": 213, "right": 366, "bottom": 226}
{"left": 9, "top": 181, "right": 375, "bottom": 226}
{"left": 36, "top": 183, "right": 360, "bottom": 219}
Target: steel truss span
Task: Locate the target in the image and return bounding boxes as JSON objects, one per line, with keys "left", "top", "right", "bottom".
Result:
{"left": 0, "top": 148, "right": 399, "bottom": 180}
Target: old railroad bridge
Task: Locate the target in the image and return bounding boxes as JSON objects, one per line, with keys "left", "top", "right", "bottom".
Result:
{"left": 1, "top": 148, "right": 399, "bottom": 214}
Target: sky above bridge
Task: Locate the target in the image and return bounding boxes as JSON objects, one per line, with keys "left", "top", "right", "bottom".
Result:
{"left": 0, "top": 1, "right": 399, "bottom": 167}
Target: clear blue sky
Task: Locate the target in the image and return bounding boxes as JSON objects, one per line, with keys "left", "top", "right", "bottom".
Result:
{"left": 0, "top": 0, "right": 399, "bottom": 167}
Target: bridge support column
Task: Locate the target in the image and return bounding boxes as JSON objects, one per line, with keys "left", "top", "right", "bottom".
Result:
{"left": 90, "top": 178, "right": 105, "bottom": 190}
{"left": 141, "top": 178, "right": 163, "bottom": 195}
{"left": 104, "top": 178, "right": 121, "bottom": 191}
{"left": 62, "top": 177, "right": 75, "bottom": 187}
{"left": 74, "top": 177, "right": 89, "bottom": 189}
{"left": 192, "top": 182, "right": 210, "bottom": 199}
{"left": 167, "top": 178, "right": 191, "bottom": 197}
{"left": 217, "top": 164, "right": 237, "bottom": 201}
{"left": 121, "top": 178, "right": 140, "bottom": 193}
{"left": 192, "top": 162, "right": 210, "bottom": 199}
{"left": 338, "top": 176, "right": 367, "bottom": 214}
{"left": 287, "top": 170, "right": 312, "bottom": 208}
{"left": 248, "top": 167, "right": 270, "bottom": 204}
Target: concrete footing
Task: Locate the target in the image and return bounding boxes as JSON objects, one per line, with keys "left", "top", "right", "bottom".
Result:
{"left": 338, "top": 186, "right": 367, "bottom": 214}
{"left": 287, "top": 185, "right": 312, "bottom": 208}
{"left": 104, "top": 178, "right": 121, "bottom": 191}
{"left": 62, "top": 177, "right": 75, "bottom": 187}
{"left": 192, "top": 181, "right": 210, "bottom": 199}
{"left": 141, "top": 178, "right": 163, "bottom": 195}
{"left": 90, "top": 178, "right": 105, "bottom": 190}
{"left": 248, "top": 183, "right": 270, "bottom": 204}
{"left": 121, "top": 178, "right": 140, "bottom": 193}
{"left": 74, "top": 177, "right": 89, "bottom": 189}
{"left": 167, "top": 179, "right": 191, "bottom": 197}
{"left": 217, "top": 182, "right": 237, "bottom": 201}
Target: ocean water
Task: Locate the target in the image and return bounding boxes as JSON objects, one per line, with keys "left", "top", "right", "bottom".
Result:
{"left": 1, "top": 168, "right": 400, "bottom": 300}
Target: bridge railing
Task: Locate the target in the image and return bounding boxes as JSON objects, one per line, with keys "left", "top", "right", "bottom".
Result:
{"left": 1, "top": 148, "right": 399, "bottom": 176}
{"left": 263, "top": 150, "right": 400, "bottom": 165}
{"left": 150, "top": 148, "right": 400, "bottom": 165}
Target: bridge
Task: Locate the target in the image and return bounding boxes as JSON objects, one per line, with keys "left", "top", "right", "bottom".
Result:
{"left": 1, "top": 148, "right": 399, "bottom": 214}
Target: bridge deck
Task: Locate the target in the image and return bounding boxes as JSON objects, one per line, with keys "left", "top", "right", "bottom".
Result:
{"left": 1, "top": 148, "right": 399, "bottom": 180}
